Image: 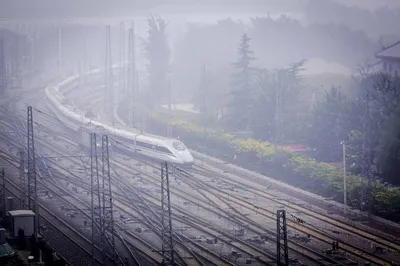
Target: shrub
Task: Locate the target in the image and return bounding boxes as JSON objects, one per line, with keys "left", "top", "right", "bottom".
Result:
{"left": 146, "top": 112, "right": 400, "bottom": 221}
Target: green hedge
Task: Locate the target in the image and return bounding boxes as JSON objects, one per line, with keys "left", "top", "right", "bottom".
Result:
{"left": 146, "top": 112, "right": 400, "bottom": 221}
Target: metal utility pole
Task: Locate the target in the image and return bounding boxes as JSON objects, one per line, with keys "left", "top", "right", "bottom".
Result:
{"left": 101, "top": 135, "right": 117, "bottom": 264}
{"left": 341, "top": 141, "right": 347, "bottom": 212}
{"left": 27, "top": 106, "right": 38, "bottom": 238}
{"left": 29, "top": 25, "right": 36, "bottom": 75}
{"left": 12, "top": 34, "right": 21, "bottom": 88}
{"left": 167, "top": 80, "right": 172, "bottom": 138}
{"left": 198, "top": 63, "right": 206, "bottom": 113}
{"left": 161, "top": 162, "right": 174, "bottom": 265}
{"left": 58, "top": 25, "right": 62, "bottom": 75}
{"left": 19, "top": 149, "right": 26, "bottom": 209}
{"left": 90, "top": 133, "right": 102, "bottom": 265}
{"left": 119, "top": 21, "right": 126, "bottom": 101}
{"left": 275, "top": 70, "right": 282, "bottom": 152}
{"left": 0, "top": 168, "right": 5, "bottom": 216}
{"left": 81, "top": 26, "right": 87, "bottom": 83}
{"left": 105, "top": 25, "right": 114, "bottom": 115}
{"left": 276, "top": 209, "right": 289, "bottom": 266}
{"left": 127, "top": 25, "right": 136, "bottom": 128}
{"left": 0, "top": 37, "right": 6, "bottom": 93}
{"left": 137, "top": 70, "right": 144, "bottom": 132}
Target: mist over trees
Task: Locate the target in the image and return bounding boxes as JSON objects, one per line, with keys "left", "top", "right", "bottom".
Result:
{"left": 172, "top": 15, "right": 377, "bottom": 103}
{"left": 306, "top": 0, "right": 400, "bottom": 39}
{"left": 142, "top": 1, "right": 399, "bottom": 187}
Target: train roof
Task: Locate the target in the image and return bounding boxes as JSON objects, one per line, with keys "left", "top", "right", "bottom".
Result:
{"left": 47, "top": 74, "right": 182, "bottom": 146}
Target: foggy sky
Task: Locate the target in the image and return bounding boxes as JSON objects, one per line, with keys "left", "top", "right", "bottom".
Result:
{"left": 1, "top": 0, "right": 398, "bottom": 19}
{"left": 0, "top": 0, "right": 302, "bottom": 19}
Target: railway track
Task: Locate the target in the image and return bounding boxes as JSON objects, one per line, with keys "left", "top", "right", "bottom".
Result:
{"left": 104, "top": 141, "right": 400, "bottom": 266}
{"left": 36, "top": 119, "right": 400, "bottom": 265}
{"left": 112, "top": 159, "right": 340, "bottom": 266}
{"left": 69, "top": 83, "right": 400, "bottom": 263}
{"left": 194, "top": 163, "right": 400, "bottom": 246}
{"left": 2, "top": 109, "right": 276, "bottom": 265}
{"left": 0, "top": 111, "right": 146, "bottom": 265}
{"left": 189, "top": 165, "right": 400, "bottom": 264}
{"left": 5, "top": 80, "right": 400, "bottom": 265}
{"left": 3, "top": 101, "right": 268, "bottom": 264}
{"left": 29, "top": 120, "right": 258, "bottom": 265}
{"left": 0, "top": 113, "right": 214, "bottom": 265}
{"left": 0, "top": 154, "right": 96, "bottom": 266}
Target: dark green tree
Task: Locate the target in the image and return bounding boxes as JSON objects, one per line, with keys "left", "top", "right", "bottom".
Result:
{"left": 377, "top": 105, "right": 400, "bottom": 185}
{"left": 341, "top": 96, "right": 365, "bottom": 174}
{"left": 275, "top": 60, "right": 307, "bottom": 143}
{"left": 308, "top": 87, "right": 349, "bottom": 161}
{"left": 251, "top": 69, "right": 276, "bottom": 140}
{"left": 227, "top": 34, "right": 256, "bottom": 131}
{"left": 250, "top": 61, "right": 307, "bottom": 143}
{"left": 143, "top": 15, "right": 170, "bottom": 109}
{"left": 328, "top": 72, "right": 400, "bottom": 182}
{"left": 194, "top": 63, "right": 207, "bottom": 113}
{"left": 351, "top": 73, "right": 400, "bottom": 180}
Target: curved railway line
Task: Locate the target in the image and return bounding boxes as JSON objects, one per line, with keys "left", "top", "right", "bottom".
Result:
{"left": 78, "top": 81, "right": 400, "bottom": 265}
{"left": 1, "top": 110, "right": 304, "bottom": 265}
{"left": 72, "top": 82, "right": 400, "bottom": 265}
{"left": 0, "top": 115, "right": 166, "bottom": 265}
{"left": 192, "top": 165, "right": 400, "bottom": 250}
{"left": 0, "top": 117, "right": 146, "bottom": 266}
{"left": 0, "top": 112, "right": 234, "bottom": 265}
{"left": 1, "top": 75, "right": 400, "bottom": 265}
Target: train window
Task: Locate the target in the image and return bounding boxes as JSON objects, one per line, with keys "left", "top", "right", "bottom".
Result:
{"left": 136, "top": 141, "right": 173, "bottom": 155}
{"left": 173, "top": 141, "right": 187, "bottom": 151}
{"left": 156, "top": 146, "right": 173, "bottom": 154}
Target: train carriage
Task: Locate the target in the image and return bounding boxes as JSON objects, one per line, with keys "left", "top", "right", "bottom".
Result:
{"left": 45, "top": 78, "right": 194, "bottom": 167}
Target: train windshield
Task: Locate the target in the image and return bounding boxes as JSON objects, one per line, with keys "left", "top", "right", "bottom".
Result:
{"left": 172, "top": 141, "right": 187, "bottom": 151}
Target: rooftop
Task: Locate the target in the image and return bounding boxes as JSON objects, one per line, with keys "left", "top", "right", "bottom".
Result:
{"left": 8, "top": 210, "right": 35, "bottom": 217}
{"left": 375, "top": 41, "right": 400, "bottom": 59}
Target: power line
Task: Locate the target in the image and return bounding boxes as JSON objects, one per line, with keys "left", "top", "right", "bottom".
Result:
{"left": 161, "top": 162, "right": 174, "bottom": 265}
{"left": 119, "top": 21, "right": 126, "bottom": 103}
{"left": 105, "top": 25, "right": 113, "bottom": 115}
{"left": 19, "top": 149, "right": 27, "bottom": 210}
{"left": 127, "top": 24, "right": 136, "bottom": 128}
{"left": 276, "top": 209, "right": 289, "bottom": 266}
{"left": 90, "top": 132, "right": 101, "bottom": 266}
{"left": 101, "top": 135, "right": 117, "bottom": 265}
{"left": 0, "top": 37, "right": 6, "bottom": 92}
{"left": 27, "top": 106, "right": 39, "bottom": 239}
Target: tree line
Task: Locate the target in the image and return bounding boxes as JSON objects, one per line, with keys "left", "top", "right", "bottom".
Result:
{"left": 221, "top": 34, "right": 400, "bottom": 186}
{"left": 142, "top": 15, "right": 400, "bottom": 186}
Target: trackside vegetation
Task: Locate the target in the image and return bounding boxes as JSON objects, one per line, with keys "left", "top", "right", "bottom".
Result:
{"left": 146, "top": 112, "right": 400, "bottom": 221}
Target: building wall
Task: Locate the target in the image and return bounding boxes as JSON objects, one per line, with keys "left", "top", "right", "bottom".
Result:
{"left": 381, "top": 58, "right": 400, "bottom": 77}
{"left": 12, "top": 216, "right": 35, "bottom": 236}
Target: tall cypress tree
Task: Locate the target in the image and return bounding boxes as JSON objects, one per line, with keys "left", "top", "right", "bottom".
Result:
{"left": 143, "top": 15, "right": 170, "bottom": 109}
{"left": 227, "top": 34, "right": 256, "bottom": 131}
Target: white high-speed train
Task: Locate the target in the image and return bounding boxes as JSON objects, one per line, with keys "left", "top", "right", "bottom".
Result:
{"left": 45, "top": 74, "right": 194, "bottom": 167}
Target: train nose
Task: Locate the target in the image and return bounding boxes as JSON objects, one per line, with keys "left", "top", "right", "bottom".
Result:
{"left": 183, "top": 153, "right": 194, "bottom": 165}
